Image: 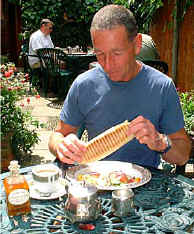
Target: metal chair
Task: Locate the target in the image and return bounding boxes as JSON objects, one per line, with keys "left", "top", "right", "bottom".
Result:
{"left": 67, "top": 54, "right": 97, "bottom": 75}
{"left": 37, "top": 48, "right": 74, "bottom": 98}
{"left": 142, "top": 59, "right": 168, "bottom": 74}
{"left": 21, "top": 44, "right": 42, "bottom": 87}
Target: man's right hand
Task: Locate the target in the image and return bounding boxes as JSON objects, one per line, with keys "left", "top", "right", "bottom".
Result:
{"left": 56, "top": 133, "right": 87, "bottom": 164}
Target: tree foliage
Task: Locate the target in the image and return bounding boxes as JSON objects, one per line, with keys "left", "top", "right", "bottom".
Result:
{"left": 9, "top": 0, "right": 193, "bottom": 50}
{"left": 19, "top": 0, "right": 112, "bottom": 50}
{"left": 128, "top": 0, "right": 163, "bottom": 33}
{"left": 11, "top": 0, "right": 164, "bottom": 48}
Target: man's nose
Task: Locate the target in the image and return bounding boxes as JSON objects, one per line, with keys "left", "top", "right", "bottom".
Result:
{"left": 104, "top": 54, "right": 112, "bottom": 71}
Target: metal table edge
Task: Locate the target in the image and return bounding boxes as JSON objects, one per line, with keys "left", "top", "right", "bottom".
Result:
{"left": 173, "top": 173, "right": 194, "bottom": 187}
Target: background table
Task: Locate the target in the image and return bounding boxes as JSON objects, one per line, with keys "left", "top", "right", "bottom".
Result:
{"left": 66, "top": 53, "right": 97, "bottom": 76}
{"left": 1, "top": 166, "right": 194, "bottom": 233}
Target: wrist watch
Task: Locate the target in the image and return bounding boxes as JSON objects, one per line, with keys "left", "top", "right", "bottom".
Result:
{"left": 160, "top": 134, "right": 172, "bottom": 154}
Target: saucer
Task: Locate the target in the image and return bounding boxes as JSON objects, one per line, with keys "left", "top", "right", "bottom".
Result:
{"left": 27, "top": 177, "right": 67, "bottom": 200}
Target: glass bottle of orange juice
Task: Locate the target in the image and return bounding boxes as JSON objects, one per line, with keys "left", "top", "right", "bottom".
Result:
{"left": 3, "top": 160, "right": 31, "bottom": 216}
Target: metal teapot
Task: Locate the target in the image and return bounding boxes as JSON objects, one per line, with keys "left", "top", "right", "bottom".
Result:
{"left": 64, "top": 183, "right": 101, "bottom": 223}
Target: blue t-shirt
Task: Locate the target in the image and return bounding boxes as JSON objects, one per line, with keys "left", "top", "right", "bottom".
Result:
{"left": 60, "top": 63, "right": 184, "bottom": 168}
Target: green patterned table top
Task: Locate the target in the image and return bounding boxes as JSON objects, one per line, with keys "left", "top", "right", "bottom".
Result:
{"left": 1, "top": 166, "right": 194, "bottom": 234}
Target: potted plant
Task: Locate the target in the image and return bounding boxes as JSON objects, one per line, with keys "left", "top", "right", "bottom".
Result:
{"left": 0, "top": 63, "right": 43, "bottom": 170}
{"left": 179, "top": 90, "right": 194, "bottom": 136}
{"left": 179, "top": 90, "right": 194, "bottom": 156}
{"left": 175, "top": 90, "right": 194, "bottom": 175}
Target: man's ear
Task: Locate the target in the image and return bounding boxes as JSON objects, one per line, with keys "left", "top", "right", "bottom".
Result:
{"left": 134, "top": 33, "right": 142, "bottom": 56}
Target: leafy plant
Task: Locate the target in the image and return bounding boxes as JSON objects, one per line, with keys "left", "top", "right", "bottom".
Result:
{"left": 178, "top": 90, "right": 194, "bottom": 136}
{"left": 128, "top": 0, "right": 163, "bottom": 33}
{"left": 17, "top": 0, "right": 165, "bottom": 51}
{"left": 0, "top": 63, "right": 44, "bottom": 157}
{"left": 18, "top": 0, "right": 105, "bottom": 50}
{"left": 10, "top": 0, "right": 193, "bottom": 51}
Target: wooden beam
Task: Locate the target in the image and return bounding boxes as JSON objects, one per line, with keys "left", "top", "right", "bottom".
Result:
{"left": 172, "top": 0, "right": 179, "bottom": 84}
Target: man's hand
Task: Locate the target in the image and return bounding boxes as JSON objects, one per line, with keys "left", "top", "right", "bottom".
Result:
{"left": 128, "top": 115, "right": 191, "bottom": 166}
{"left": 128, "top": 115, "right": 166, "bottom": 152}
{"left": 56, "top": 133, "right": 87, "bottom": 164}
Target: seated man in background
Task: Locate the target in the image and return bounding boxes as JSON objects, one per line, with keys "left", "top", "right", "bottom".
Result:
{"left": 28, "top": 19, "right": 54, "bottom": 95}
{"left": 28, "top": 18, "right": 54, "bottom": 69}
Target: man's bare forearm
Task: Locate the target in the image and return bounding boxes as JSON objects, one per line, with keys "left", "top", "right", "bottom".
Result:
{"left": 162, "top": 137, "right": 191, "bottom": 165}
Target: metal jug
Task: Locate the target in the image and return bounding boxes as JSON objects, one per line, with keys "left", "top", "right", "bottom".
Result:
{"left": 64, "top": 183, "right": 101, "bottom": 223}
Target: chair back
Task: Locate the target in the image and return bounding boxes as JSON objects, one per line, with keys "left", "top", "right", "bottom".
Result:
{"left": 66, "top": 54, "right": 97, "bottom": 75}
{"left": 37, "top": 48, "right": 67, "bottom": 74}
{"left": 142, "top": 59, "right": 168, "bottom": 74}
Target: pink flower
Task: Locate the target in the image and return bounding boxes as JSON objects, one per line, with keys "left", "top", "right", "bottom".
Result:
{"left": 9, "top": 70, "right": 14, "bottom": 75}
{"left": 4, "top": 71, "right": 11, "bottom": 77}
{"left": 35, "top": 94, "right": 40, "bottom": 99}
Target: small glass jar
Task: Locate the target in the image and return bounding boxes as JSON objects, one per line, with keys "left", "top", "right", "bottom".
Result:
{"left": 112, "top": 189, "right": 134, "bottom": 217}
{"left": 64, "top": 183, "right": 101, "bottom": 223}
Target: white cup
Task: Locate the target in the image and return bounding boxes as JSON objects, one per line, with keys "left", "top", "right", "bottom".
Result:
{"left": 32, "top": 164, "right": 61, "bottom": 194}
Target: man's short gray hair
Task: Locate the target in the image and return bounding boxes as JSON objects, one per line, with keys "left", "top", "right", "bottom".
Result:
{"left": 90, "top": 5, "right": 138, "bottom": 40}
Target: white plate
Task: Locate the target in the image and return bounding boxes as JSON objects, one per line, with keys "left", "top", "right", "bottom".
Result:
{"left": 66, "top": 161, "right": 152, "bottom": 190}
{"left": 27, "top": 177, "right": 67, "bottom": 200}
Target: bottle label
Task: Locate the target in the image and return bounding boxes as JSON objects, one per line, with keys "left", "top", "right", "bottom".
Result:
{"left": 8, "top": 189, "right": 30, "bottom": 205}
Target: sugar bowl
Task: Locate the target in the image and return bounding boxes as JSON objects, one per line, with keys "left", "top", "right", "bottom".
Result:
{"left": 64, "top": 183, "right": 101, "bottom": 223}
{"left": 112, "top": 188, "right": 134, "bottom": 217}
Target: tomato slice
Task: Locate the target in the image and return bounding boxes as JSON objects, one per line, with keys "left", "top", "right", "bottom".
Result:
{"left": 128, "top": 177, "right": 141, "bottom": 183}
{"left": 119, "top": 174, "right": 129, "bottom": 183}
{"left": 89, "top": 172, "right": 100, "bottom": 178}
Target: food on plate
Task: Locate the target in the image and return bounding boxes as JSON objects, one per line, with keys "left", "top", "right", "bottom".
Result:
{"left": 109, "top": 171, "right": 141, "bottom": 185}
{"left": 77, "top": 170, "right": 141, "bottom": 187}
{"left": 81, "top": 120, "right": 134, "bottom": 164}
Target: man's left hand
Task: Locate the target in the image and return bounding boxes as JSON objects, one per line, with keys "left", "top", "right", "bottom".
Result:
{"left": 128, "top": 115, "right": 166, "bottom": 152}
